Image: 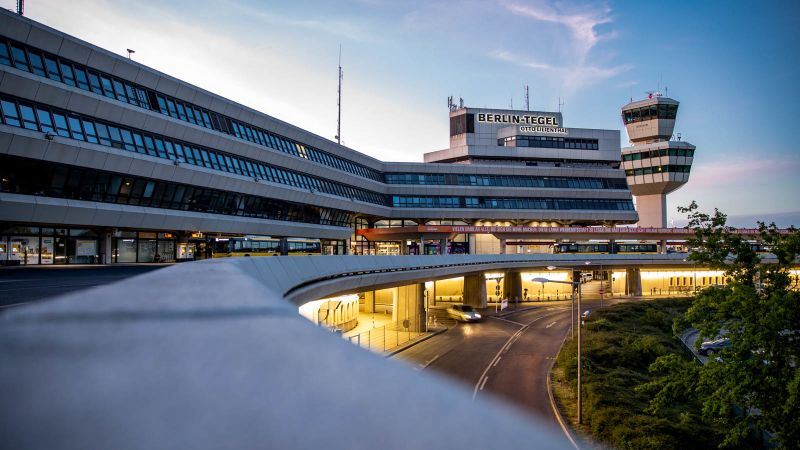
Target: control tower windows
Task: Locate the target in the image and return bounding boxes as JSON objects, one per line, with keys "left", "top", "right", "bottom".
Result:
{"left": 622, "top": 104, "right": 677, "bottom": 124}
{"left": 622, "top": 148, "right": 694, "bottom": 161}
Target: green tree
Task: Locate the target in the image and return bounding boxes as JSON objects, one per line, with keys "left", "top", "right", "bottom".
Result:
{"left": 642, "top": 202, "right": 800, "bottom": 448}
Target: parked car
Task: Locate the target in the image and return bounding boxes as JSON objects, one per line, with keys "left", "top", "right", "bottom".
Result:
{"left": 447, "top": 304, "right": 482, "bottom": 322}
{"left": 581, "top": 310, "right": 591, "bottom": 319}
{"left": 698, "top": 338, "right": 731, "bottom": 356}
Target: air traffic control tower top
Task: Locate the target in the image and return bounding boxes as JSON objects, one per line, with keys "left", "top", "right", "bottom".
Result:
{"left": 620, "top": 94, "right": 696, "bottom": 227}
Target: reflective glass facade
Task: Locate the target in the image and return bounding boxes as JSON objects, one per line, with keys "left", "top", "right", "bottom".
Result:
{"left": 622, "top": 103, "right": 678, "bottom": 124}
{"left": 0, "top": 94, "right": 386, "bottom": 205}
{"left": 391, "top": 196, "right": 635, "bottom": 210}
{"left": 0, "top": 155, "right": 354, "bottom": 227}
{"left": 0, "top": 36, "right": 383, "bottom": 181}
{"left": 622, "top": 148, "right": 695, "bottom": 161}
{"left": 625, "top": 165, "right": 691, "bottom": 176}
{"left": 385, "top": 173, "right": 628, "bottom": 189}
{"left": 498, "top": 135, "right": 599, "bottom": 150}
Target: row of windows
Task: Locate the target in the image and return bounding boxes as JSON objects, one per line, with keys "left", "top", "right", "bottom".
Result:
{"left": 384, "top": 173, "right": 628, "bottom": 190}
{"left": 0, "top": 155, "right": 353, "bottom": 227}
{"left": 391, "top": 196, "right": 635, "bottom": 211}
{"left": 625, "top": 165, "right": 692, "bottom": 176}
{"left": 499, "top": 136, "right": 599, "bottom": 150}
{"left": 622, "top": 103, "right": 678, "bottom": 124}
{"left": 0, "top": 36, "right": 382, "bottom": 182}
{"left": 622, "top": 148, "right": 695, "bottom": 161}
{"left": 0, "top": 94, "right": 386, "bottom": 206}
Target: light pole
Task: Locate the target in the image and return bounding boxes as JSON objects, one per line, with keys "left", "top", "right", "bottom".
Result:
{"left": 533, "top": 275, "right": 583, "bottom": 424}
{"left": 547, "top": 265, "right": 577, "bottom": 339}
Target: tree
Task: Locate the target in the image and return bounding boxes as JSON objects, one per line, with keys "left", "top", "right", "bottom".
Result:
{"left": 642, "top": 202, "right": 800, "bottom": 449}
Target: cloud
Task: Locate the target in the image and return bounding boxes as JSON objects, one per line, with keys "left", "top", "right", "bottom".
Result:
{"left": 688, "top": 157, "right": 800, "bottom": 190}
{"left": 502, "top": 0, "right": 612, "bottom": 62}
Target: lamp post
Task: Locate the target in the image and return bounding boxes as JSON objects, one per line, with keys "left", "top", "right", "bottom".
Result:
{"left": 533, "top": 275, "right": 583, "bottom": 424}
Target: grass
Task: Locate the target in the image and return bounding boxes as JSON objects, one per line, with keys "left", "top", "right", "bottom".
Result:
{"left": 551, "top": 298, "right": 736, "bottom": 450}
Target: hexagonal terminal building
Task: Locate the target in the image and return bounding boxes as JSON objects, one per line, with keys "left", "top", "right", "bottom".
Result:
{"left": 620, "top": 95, "right": 695, "bottom": 227}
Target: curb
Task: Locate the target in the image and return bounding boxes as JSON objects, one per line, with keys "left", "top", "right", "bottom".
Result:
{"left": 547, "top": 332, "right": 581, "bottom": 450}
{"left": 385, "top": 326, "right": 448, "bottom": 357}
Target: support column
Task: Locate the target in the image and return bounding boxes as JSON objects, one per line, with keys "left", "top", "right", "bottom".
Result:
{"left": 500, "top": 239, "right": 507, "bottom": 255}
{"left": 391, "top": 283, "right": 426, "bottom": 332}
{"left": 362, "top": 291, "right": 375, "bottom": 313}
{"left": 609, "top": 239, "right": 616, "bottom": 254}
{"left": 659, "top": 240, "right": 667, "bottom": 254}
{"left": 468, "top": 234, "right": 476, "bottom": 255}
{"left": 439, "top": 238, "right": 448, "bottom": 255}
{"left": 503, "top": 270, "right": 523, "bottom": 305}
{"left": 344, "top": 238, "right": 352, "bottom": 255}
{"left": 102, "top": 231, "right": 113, "bottom": 265}
{"left": 400, "top": 241, "right": 409, "bottom": 255}
{"left": 625, "top": 268, "right": 642, "bottom": 296}
{"left": 463, "top": 274, "right": 487, "bottom": 309}
{"left": 420, "top": 235, "right": 425, "bottom": 255}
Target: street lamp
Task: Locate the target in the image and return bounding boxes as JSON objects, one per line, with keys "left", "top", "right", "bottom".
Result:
{"left": 533, "top": 274, "right": 584, "bottom": 424}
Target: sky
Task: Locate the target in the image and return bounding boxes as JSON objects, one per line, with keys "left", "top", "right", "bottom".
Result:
{"left": 4, "top": 0, "right": 799, "bottom": 226}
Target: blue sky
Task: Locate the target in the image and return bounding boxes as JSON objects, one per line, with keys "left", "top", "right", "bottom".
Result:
{"left": 5, "top": 0, "right": 799, "bottom": 226}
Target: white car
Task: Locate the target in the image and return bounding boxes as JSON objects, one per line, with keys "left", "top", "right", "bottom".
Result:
{"left": 447, "top": 304, "right": 482, "bottom": 322}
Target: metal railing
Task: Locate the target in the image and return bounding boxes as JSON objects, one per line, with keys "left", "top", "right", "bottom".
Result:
{"left": 346, "top": 314, "right": 428, "bottom": 353}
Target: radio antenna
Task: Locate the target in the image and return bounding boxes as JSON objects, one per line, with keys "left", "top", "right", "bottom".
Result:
{"left": 524, "top": 84, "right": 530, "bottom": 111}
{"left": 558, "top": 96, "right": 565, "bottom": 113}
{"left": 335, "top": 44, "right": 343, "bottom": 145}
{"left": 17, "top": 0, "right": 24, "bottom": 15}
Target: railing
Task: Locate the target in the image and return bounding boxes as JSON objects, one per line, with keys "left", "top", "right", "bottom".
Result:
{"left": 346, "top": 314, "right": 428, "bottom": 353}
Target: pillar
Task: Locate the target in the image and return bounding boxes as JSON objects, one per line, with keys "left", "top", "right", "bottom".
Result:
{"left": 635, "top": 194, "right": 667, "bottom": 228}
{"left": 463, "top": 274, "right": 487, "bottom": 308}
{"left": 420, "top": 235, "right": 425, "bottom": 255}
{"left": 468, "top": 234, "right": 476, "bottom": 255}
{"left": 659, "top": 240, "right": 667, "bottom": 254}
{"left": 362, "top": 291, "right": 375, "bottom": 313}
{"left": 344, "top": 238, "right": 351, "bottom": 255}
{"left": 625, "top": 268, "right": 642, "bottom": 296}
{"left": 400, "top": 241, "right": 409, "bottom": 255}
{"left": 391, "top": 283, "right": 426, "bottom": 332}
{"left": 503, "top": 270, "right": 523, "bottom": 304}
{"left": 609, "top": 239, "right": 616, "bottom": 254}
{"left": 439, "top": 238, "right": 448, "bottom": 255}
{"left": 500, "top": 239, "right": 507, "bottom": 255}
{"left": 102, "top": 232, "right": 113, "bottom": 264}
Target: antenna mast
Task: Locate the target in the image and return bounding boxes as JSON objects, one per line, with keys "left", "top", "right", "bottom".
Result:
{"left": 17, "top": 0, "right": 24, "bottom": 15}
{"left": 336, "top": 44, "right": 343, "bottom": 145}
{"left": 524, "top": 85, "right": 530, "bottom": 111}
{"left": 558, "top": 96, "right": 565, "bottom": 113}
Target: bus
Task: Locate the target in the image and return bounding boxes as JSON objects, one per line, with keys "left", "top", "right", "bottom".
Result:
{"left": 554, "top": 242, "right": 659, "bottom": 254}
{"left": 212, "top": 237, "right": 321, "bottom": 257}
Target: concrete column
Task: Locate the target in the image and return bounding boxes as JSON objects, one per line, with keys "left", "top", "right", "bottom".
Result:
{"left": 609, "top": 239, "right": 616, "bottom": 254}
{"left": 463, "top": 274, "right": 487, "bottom": 308}
{"left": 439, "top": 238, "right": 448, "bottom": 255}
{"left": 102, "top": 232, "right": 113, "bottom": 264}
{"left": 500, "top": 239, "right": 507, "bottom": 255}
{"left": 503, "top": 271, "right": 523, "bottom": 304}
{"left": 344, "top": 238, "right": 351, "bottom": 255}
{"left": 625, "top": 268, "right": 642, "bottom": 296}
{"left": 362, "top": 291, "right": 375, "bottom": 313}
{"left": 400, "top": 241, "right": 409, "bottom": 255}
{"left": 659, "top": 240, "right": 667, "bottom": 254}
{"left": 635, "top": 194, "right": 667, "bottom": 228}
{"left": 420, "top": 235, "right": 425, "bottom": 255}
{"left": 391, "top": 283, "right": 426, "bottom": 332}
{"left": 468, "top": 234, "right": 476, "bottom": 255}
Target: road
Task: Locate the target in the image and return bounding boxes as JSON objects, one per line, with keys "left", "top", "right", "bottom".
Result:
{"left": 0, "top": 265, "right": 169, "bottom": 309}
{"left": 395, "top": 298, "right": 633, "bottom": 447}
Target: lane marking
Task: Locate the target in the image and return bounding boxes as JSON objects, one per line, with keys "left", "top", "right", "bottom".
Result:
{"left": 479, "top": 376, "right": 488, "bottom": 391}
{"left": 546, "top": 321, "right": 558, "bottom": 328}
{"left": 547, "top": 333, "right": 580, "bottom": 450}
{"left": 493, "top": 356, "right": 502, "bottom": 367}
{"left": 489, "top": 316, "right": 525, "bottom": 326}
{"left": 472, "top": 310, "right": 566, "bottom": 400}
{"left": 417, "top": 353, "right": 442, "bottom": 370}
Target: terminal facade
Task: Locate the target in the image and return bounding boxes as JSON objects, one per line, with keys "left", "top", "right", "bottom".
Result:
{"left": 1, "top": 10, "right": 662, "bottom": 265}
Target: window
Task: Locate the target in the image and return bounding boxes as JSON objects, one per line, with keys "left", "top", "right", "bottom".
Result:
{"left": 112, "top": 79, "right": 128, "bottom": 102}
{"left": 100, "top": 76, "right": 115, "bottom": 99}
{"left": 73, "top": 67, "right": 90, "bottom": 90}
{"left": 87, "top": 71, "right": 103, "bottom": 94}
{"left": 10, "top": 44, "right": 28, "bottom": 71}
{"left": 28, "top": 51, "right": 46, "bottom": 76}
{"left": 1, "top": 100, "right": 21, "bottom": 127}
{"left": 0, "top": 41, "right": 10, "bottom": 66}
{"left": 95, "top": 123, "right": 111, "bottom": 146}
{"left": 37, "top": 108, "right": 54, "bottom": 133}
{"left": 52, "top": 112, "right": 70, "bottom": 137}
{"left": 82, "top": 120, "right": 99, "bottom": 144}
{"left": 59, "top": 62, "right": 76, "bottom": 86}
{"left": 68, "top": 116, "right": 85, "bottom": 140}
{"left": 44, "top": 56, "right": 61, "bottom": 81}
{"left": 19, "top": 104, "right": 38, "bottom": 130}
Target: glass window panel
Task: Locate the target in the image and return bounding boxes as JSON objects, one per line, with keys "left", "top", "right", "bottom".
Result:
{"left": 184, "top": 106, "right": 197, "bottom": 124}
{"left": 191, "top": 148, "right": 204, "bottom": 166}
{"left": 87, "top": 71, "right": 103, "bottom": 94}
{"left": 73, "top": 67, "right": 89, "bottom": 90}
{"left": 132, "top": 132, "right": 145, "bottom": 153}
{"left": 36, "top": 108, "right": 54, "bottom": 132}
{"left": 52, "top": 112, "right": 70, "bottom": 137}
{"left": 1, "top": 100, "right": 21, "bottom": 127}
{"left": 95, "top": 122, "right": 111, "bottom": 146}
{"left": 19, "top": 104, "right": 38, "bottom": 130}
{"left": 0, "top": 41, "right": 10, "bottom": 66}
{"left": 100, "top": 76, "right": 115, "bottom": 99}
{"left": 156, "top": 95, "right": 168, "bottom": 115}
{"left": 82, "top": 119, "right": 99, "bottom": 143}
{"left": 153, "top": 138, "right": 167, "bottom": 158}
{"left": 119, "top": 129, "right": 135, "bottom": 151}
{"left": 166, "top": 99, "right": 178, "bottom": 118}
{"left": 112, "top": 79, "right": 128, "bottom": 102}
{"left": 10, "top": 44, "right": 29, "bottom": 71}
{"left": 67, "top": 116, "right": 85, "bottom": 140}
{"left": 44, "top": 56, "right": 61, "bottom": 81}
{"left": 143, "top": 136, "right": 157, "bottom": 156}
{"left": 27, "top": 51, "right": 46, "bottom": 76}
{"left": 59, "top": 62, "right": 76, "bottom": 86}
{"left": 176, "top": 102, "right": 187, "bottom": 121}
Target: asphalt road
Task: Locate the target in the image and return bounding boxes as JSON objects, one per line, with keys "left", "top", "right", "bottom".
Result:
{"left": 395, "top": 297, "right": 635, "bottom": 447}
{"left": 0, "top": 265, "right": 170, "bottom": 310}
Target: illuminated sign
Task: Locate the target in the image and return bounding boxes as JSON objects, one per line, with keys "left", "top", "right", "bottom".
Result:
{"left": 477, "top": 113, "right": 559, "bottom": 126}
{"left": 519, "top": 125, "right": 568, "bottom": 135}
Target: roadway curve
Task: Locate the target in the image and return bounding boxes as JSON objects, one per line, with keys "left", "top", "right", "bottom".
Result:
{"left": 396, "top": 299, "right": 633, "bottom": 447}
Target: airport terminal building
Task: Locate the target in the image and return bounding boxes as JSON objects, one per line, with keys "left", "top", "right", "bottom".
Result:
{"left": 0, "top": 10, "right": 639, "bottom": 265}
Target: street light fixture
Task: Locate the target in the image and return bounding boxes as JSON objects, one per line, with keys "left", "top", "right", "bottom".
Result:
{"left": 533, "top": 274, "right": 584, "bottom": 425}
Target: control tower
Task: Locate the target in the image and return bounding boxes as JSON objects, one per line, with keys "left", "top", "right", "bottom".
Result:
{"left": 620, "top": 94, "right": 695, "bottom": 227}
